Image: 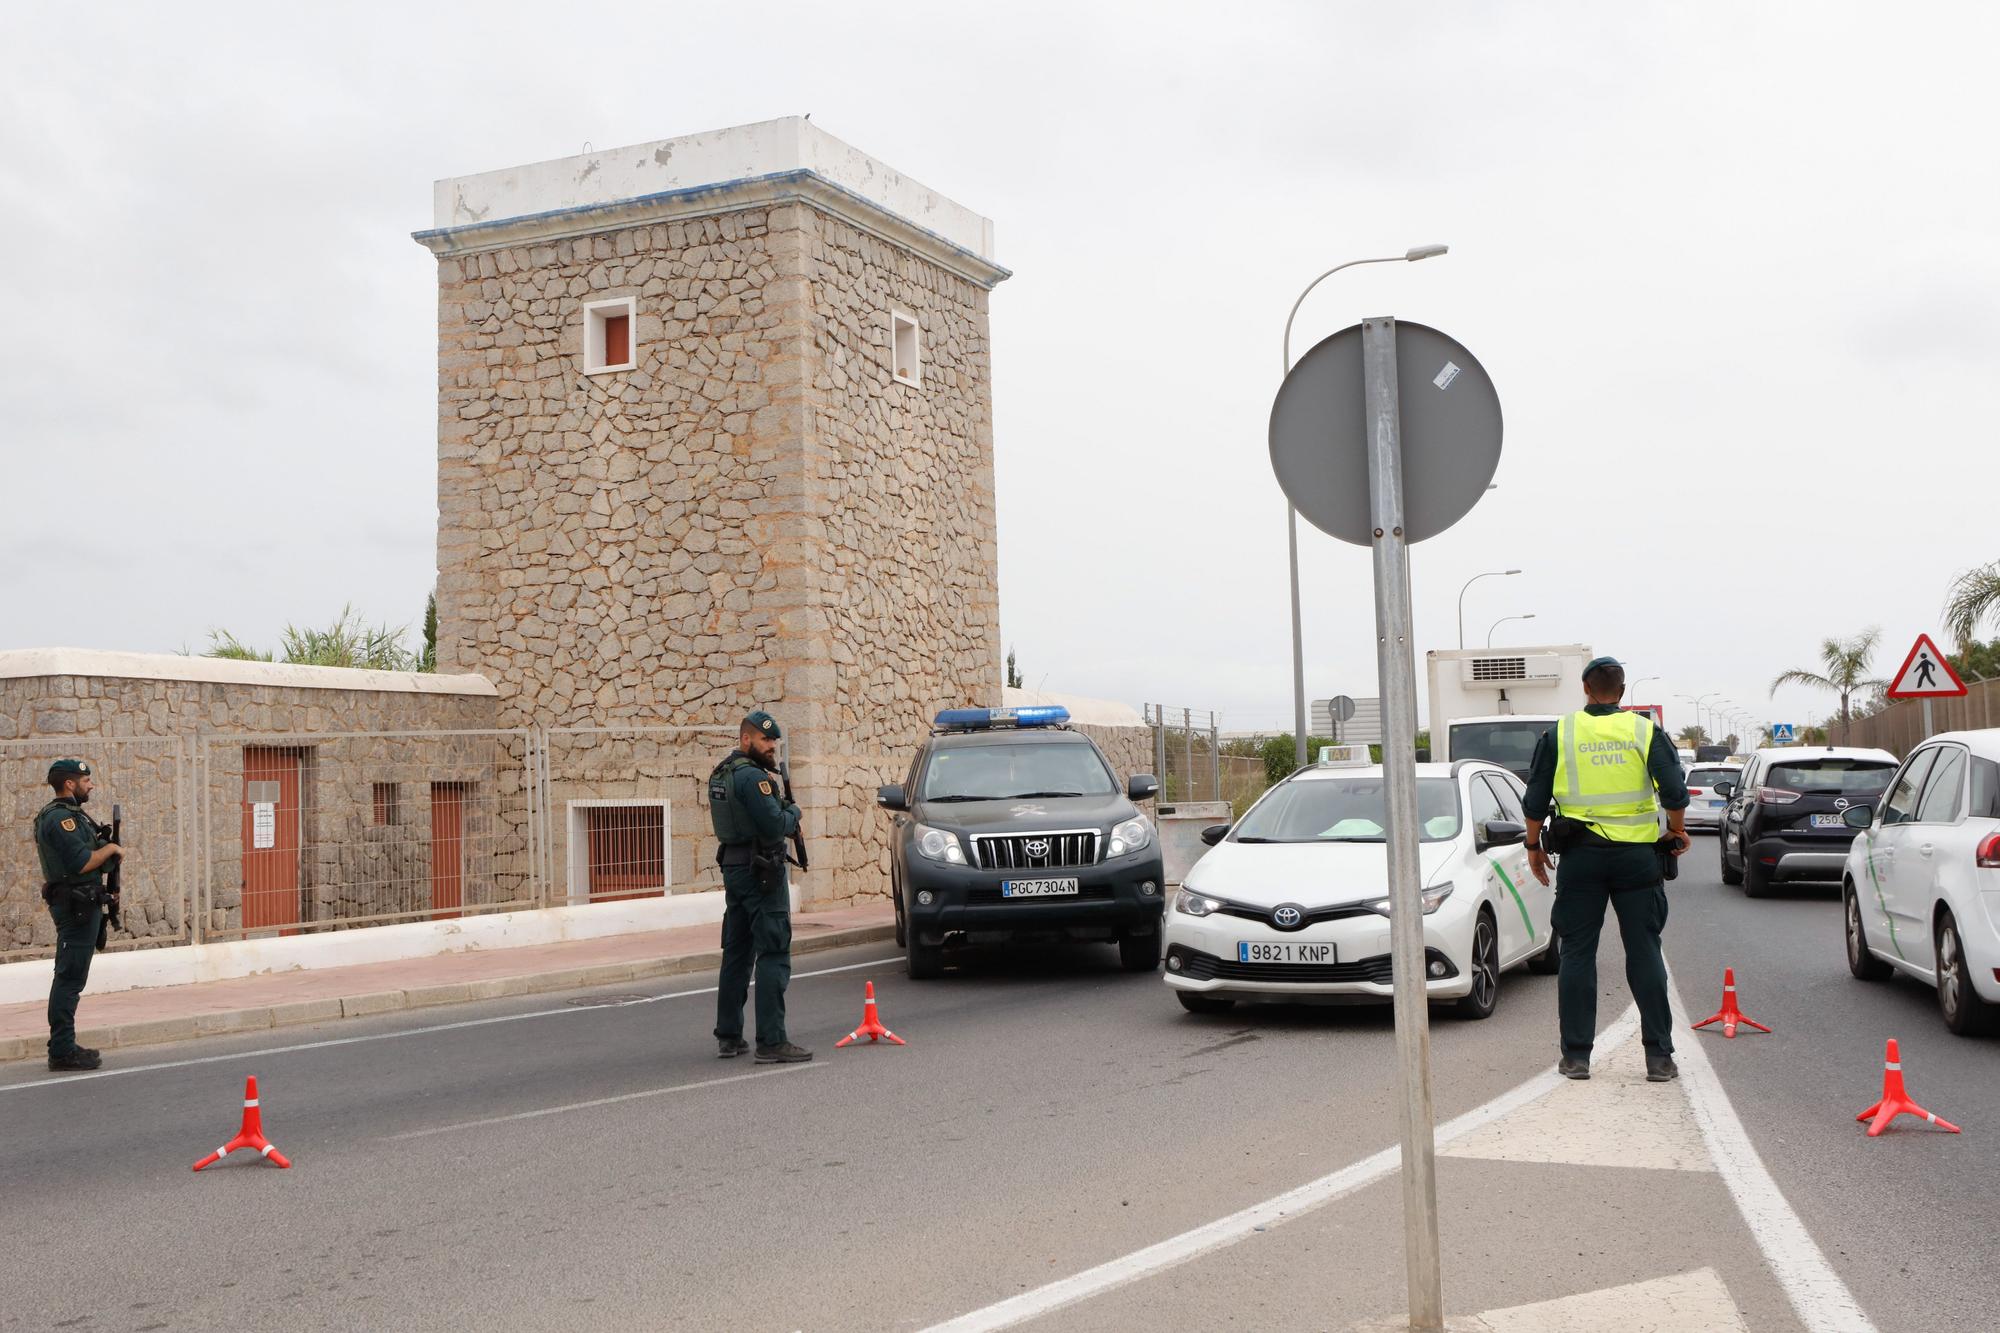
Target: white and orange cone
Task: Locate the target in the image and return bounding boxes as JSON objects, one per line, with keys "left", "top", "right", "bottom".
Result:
{"left": 192, "top": 1075, "right": 292, "bottom": 1170}
{"left": 1691, "top": 967, "right": 1771, "bottom": 1039}
{"left": 834, "top": 981, "right": 905, "bottom": 1048}
{"left": 1856, "top": 1039, "right": 1960, "bottom": 1137}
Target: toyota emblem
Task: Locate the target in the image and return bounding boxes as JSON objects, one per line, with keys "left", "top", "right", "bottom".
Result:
{"left": 1273, "top": 904, "right": 1303, "bottom": 929}
{"left": 1025, "top": 838, "right": 1050, "bottom": 858}
{"left": 1833, "top": 798, "right": 1850, "bottom": 811}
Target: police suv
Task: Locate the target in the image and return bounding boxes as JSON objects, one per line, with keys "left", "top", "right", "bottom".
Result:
{"left": 877, "top": 706, "right": 1167, "bottom": 978}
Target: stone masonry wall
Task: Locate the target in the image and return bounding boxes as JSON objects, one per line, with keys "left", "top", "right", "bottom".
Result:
{"left": 0, "top": 675, "right": 499, "bottom": 959}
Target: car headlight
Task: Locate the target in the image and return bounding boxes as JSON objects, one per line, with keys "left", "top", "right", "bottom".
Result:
{"left": 913, "top": 823, "right": 967, "bottom": 865}
{"left": 1365, "top": 883, "right": 1454, "bottom": 916}
{"left": 1174, "top": 888, "right": 1224, "bottom": 917}
{"left": 1108, "top": 816, "right": 1154, "bottom": 858}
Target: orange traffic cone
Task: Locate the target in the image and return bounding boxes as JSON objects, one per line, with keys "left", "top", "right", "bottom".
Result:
{"left": 1691, "top": 968, "right": 1771, "bottom": 1039}
{"left": 834, "top": 981, "right": 905, "bottom": 1048}
{"left": 1856, "top": 1039, "right": 1961, "bottom": 1137}
{"left": 192, "top": 1075, "right": 293, "bottom": 1170}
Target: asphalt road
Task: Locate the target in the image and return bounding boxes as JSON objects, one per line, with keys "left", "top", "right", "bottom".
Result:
{"left": 1662, "top": 835, "right": 2000, "bottom": 1333}
{"left": 0, "top": 854, "right": 1991, "bottom": 1331}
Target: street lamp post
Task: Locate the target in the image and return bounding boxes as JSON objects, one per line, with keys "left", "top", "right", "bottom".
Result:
{"left": 1283, "top": 245, "right": 1450, "bottom": 766}
{"left": 1486, "top": 613, "right": 1535, "bottom": 647}
{"left": 1455, "top": 569, "right": 1521, "bottom": 650}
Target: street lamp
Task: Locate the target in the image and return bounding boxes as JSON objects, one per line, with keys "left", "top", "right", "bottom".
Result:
{"left": 1283, "top": 245, "right": 1451, "bottom": 766}
{"left": 1456, "top": 569, "right": 1521, "bottom": 650}
{"left": 1486, "top": 613, "right": 1535, "bottom": 647}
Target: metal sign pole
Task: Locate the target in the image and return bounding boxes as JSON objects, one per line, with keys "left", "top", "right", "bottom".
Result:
{"left": 1361, "top": 316, "right": 1445, "bottom": 1332}
{"left": 1923, "top": 697, "right": 1934, "bottom": 741}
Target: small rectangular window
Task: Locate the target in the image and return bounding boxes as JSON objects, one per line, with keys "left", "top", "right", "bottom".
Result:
{"left": 891, "top": 310, "right": 921, "bottom": 387}
{"left": 373, "top": 783, "right": 400, "bottom": 826}
{"left": 583, "top": 297, "right": 637, "bottom": 374}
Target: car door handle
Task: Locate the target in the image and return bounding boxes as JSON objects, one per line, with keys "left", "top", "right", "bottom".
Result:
{"left": 1919, "top": 843, "right": 1934, "bottom": 857}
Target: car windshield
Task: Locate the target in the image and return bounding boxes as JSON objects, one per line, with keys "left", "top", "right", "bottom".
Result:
{"left": 1765, "top": 759, "right": 1895, "bottom": 795}
{"left": 919, "top": 741, "right": 1116, "bottom": 801}
{"left": 1448, "top": 721, "right": 1552, "bottom": 778}
{"left": 1232, "top": 775, "right": 1462, "bottom": 843}
{"left": 1687, "top": 767, "right": 1738, "bottom": 787}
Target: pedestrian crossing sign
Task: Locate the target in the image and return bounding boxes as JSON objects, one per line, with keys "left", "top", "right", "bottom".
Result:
{"left": 1885, "top": 633, "right": 1967, "bottom": 699}
{"left": 1770, "top": 723, "right": 1796, "bottom": 743}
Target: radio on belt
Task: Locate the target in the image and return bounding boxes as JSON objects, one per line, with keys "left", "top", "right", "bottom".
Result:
{"left": 931, "top": 705, "right": 1070, "bottom": 732}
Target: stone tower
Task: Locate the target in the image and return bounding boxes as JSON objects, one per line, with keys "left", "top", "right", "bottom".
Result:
{"left": 413, "top": 119, "right": 1009, "bottom": 903}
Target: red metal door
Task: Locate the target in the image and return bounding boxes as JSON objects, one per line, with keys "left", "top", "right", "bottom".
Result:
{"left": 586, "top": 805, "right": 665, "bottom": 901}
{"left": 241, "top": 748, "right": 303, "bottom": 933}
{"left": 430, "top": 783, "right": 465, "bottom": 920}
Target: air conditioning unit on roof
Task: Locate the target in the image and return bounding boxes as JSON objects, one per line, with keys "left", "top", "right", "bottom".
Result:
{"left": 1461, "top": 654, "right": 1563, "bottom": 687}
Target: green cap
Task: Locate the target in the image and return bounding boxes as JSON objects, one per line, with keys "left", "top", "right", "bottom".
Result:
{"left": 743, "top": 710, "right": 781, "bottom": 740}
{"left": 1581, "top": 656, "right": 1624, "bottom": 680}
{"left": 47, "top": 758, "right": 91, "bottom": 783}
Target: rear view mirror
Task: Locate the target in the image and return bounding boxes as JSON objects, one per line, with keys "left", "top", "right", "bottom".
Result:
{"left": 1129, "top": 774, "right": 1160, "bottom": 802}
{"left": 1712, "top": 781, "right": 1735, "bottom": 799}
{"left": 1478, "top": 819, "right": 1527, "bottom": 849}
{"left": 1200, "top": 823, "right": 1230, "bottom": 847}
{"left": 1842, "top": 805, "right": 1873, "bottom": 829}
{"left": 876, "top": 785, "right": 909, "bottom": 813}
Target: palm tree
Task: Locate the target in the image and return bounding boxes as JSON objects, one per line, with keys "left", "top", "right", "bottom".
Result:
{"left": 1945, "top": 561, "right": 2000, "bottom": 650}
{"left": 1676, "top": 724, "right": 1709, "bottom": 748}
{"left": 1770, "top": 628, "right": 1886, "bottom": 733}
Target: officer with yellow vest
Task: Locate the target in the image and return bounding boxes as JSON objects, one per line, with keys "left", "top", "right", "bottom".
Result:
{"left": 1523, "top": 657, "right": 1690, "bottom": 1083}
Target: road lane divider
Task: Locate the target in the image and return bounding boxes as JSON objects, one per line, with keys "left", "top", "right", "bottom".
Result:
{"left": 382, "top": 1062, "right": 827, "bottom": 1141}
{"left": 0, "top": 955, "right": 901, "bottom": 1095}
{"left": 924, "top": 1005, "right": 1642, "bottom": 1333}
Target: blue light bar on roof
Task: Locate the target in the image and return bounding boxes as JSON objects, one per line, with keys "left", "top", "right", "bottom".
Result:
{"left": 933, "top": 705, "right": 1071, "bottom": 731}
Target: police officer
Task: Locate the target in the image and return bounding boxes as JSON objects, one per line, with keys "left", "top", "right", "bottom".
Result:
{"left": 1522, "top": 658, "right": 1689, "bottom": 1083}
{"left": 34, "top": 758, "right": 122, "bottom": 1072}
{"left": 708, "top": 712, "right": 811, "bottom": 1064}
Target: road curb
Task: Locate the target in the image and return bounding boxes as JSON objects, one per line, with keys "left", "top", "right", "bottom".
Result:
{"left": 1, "top": 923, "right": 896, "bottom": 1063}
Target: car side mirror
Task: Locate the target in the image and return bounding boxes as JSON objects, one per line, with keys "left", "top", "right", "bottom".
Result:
{"left": 1712, "top": 781, "right": 1735, "bottom": 799}
{"left": 1200, "top": 823, "right": 1230, "bottom": 847}
{"left": 1128, "top": 774, "right": 1160, "bottom": 802}
{"left": 876, "top": 785, "right": 909, "bottom": 813}
{"left": 1842, "top": 804, "right": 1873, "bottom": 829}
{"left": 1478, "top": 819, "right": 1527, "bottom": 850}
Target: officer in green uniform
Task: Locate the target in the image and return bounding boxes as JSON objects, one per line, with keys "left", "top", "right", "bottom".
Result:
{"left": 34, "top": 758, "right": 122, "bottom": 1072}
{"left": 708, "top": 712, "right": 811, "bottom": 1064}
{"left": 1522, "top": 658, "right": 1689, "bottom": 1084}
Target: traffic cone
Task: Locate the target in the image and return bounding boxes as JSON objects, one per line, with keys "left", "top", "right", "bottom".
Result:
{"left": 191, "top": 1076, "right": 293, "bottom": 1170}
{"left": 1856, "top": 1039, "right": 1960, "bottom": 1137}
{"left": 834, "top": 981, "right": 905, "bottom": 1048}
{"left": 1691, "top": 968, "right": 1771, "bottom": 1039}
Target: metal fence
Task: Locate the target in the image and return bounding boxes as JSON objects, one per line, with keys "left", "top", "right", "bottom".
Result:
{"left": 1146, "top": 705, "right": 1224, "bottom": 805}
{"left": 539, "top": 724, "right": 739, "bottom": 904}
{"left": 1831, "top": 681, "right": 2000, "bottom": 757}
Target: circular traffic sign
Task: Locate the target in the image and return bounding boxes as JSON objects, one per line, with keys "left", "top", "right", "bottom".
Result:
{"left": 1269, "top": 320, "right": 1503, "bottom": 546}
{"left": 1329, "top": 694, "right": 1357, "bottom": 723}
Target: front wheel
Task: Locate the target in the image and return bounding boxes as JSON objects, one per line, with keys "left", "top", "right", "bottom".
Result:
{"left": 1937, "top": 911, "right": 1998, "bottom": 1036}
{"left": 1453, "top": 911, "right": 1500, "bottom": 1020}
{"left": 1176, "top": 991, "right": 1235, "bottom": 1015}
{"left": 906, "top": 936, "right": 943, "bottom": 980}
{"left": 1119, "top": 930, "right": 1161, "bottom": 973}
{"left": 1844, "top": 882, "right": 1891, "bottom": 981}
{"left": 893, "top": 884, "right": 907, "bottom": 949}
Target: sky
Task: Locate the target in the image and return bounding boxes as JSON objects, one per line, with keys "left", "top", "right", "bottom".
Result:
{"left": 5, "top": 1, "right": 1997, "bottom": 741}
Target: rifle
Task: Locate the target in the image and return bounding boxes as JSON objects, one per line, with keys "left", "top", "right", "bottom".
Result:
{"left": 777, "top": 760, "right": 809, "bottom": 872}
{"left": 96, "top": 804, "right": 124, "bottom": 951}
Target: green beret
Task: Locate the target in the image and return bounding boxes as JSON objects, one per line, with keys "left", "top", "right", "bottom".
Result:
{"left": 47, "top": 758, "right": 91, "bottom": 782}
{"left": 744, "top": 711, "right": 781, "bottom": 740}
{"left": 1581, "top": 656, "right": 1624, "bottom": 680}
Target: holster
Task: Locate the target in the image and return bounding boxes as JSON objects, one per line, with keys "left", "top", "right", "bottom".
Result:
{"left": 1656, "top": 835, "right": 1682, "bottom": 882}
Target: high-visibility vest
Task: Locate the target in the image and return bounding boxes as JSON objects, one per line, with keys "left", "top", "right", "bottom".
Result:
{"left": 1552, "top": 710, "right": 1661, "bottom": 844}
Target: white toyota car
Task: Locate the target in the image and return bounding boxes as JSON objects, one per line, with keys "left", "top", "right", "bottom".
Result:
{"left": 1842, "top": 730, "right": 2000, "bottom": 1036}
{"left": 1163, "top": 751, "right": 1558, "bottom": 1019}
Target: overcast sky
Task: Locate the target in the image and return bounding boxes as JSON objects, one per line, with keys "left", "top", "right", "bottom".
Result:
{"left": 6, "top": 2, "right": 1996, "bottom": 738}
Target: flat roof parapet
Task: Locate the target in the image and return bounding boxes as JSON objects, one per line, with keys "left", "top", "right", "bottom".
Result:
{"left": 0, "top": 648, "right": 498, "bottom": 697}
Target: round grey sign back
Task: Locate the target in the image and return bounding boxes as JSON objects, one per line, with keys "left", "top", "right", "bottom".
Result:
{"left": 1329, "top": 694, "right": 1356, "bottom": 722}
{"left": 1269, "top": 320, "right": 1502, "bottom": 546}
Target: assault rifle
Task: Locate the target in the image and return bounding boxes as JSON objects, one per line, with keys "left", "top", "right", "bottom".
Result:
{"left": 96, "top": 804, "right": 124, "bottom": 951}
{"left": 777, "top": 759, "right": 809, "bottom": 872}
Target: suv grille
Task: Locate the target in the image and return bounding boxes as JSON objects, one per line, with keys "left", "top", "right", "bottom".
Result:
{"left": 971, "top": 830, "right": 1100, "bottom": 870}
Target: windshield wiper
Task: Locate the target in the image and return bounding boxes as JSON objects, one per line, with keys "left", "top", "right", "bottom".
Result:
{"left": 1006, "top": 791, "right": 1084, "bottom": 798}
{"left": 1231, "top": 835, "right": 1277, "bottom": 843}
{"left": 926, "top": 794, "right": 997, "bottom": 803}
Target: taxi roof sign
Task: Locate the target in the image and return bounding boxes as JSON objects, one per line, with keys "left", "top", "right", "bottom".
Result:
{"left": 1884, "top": 633, "right": 1967, "bottom": 699}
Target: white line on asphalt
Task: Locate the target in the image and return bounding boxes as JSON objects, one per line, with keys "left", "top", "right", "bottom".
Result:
{"left": 382, "top": 1062, "right": 827, "bottom": 1140}
{"left": 1666, "top": 968, "right": 1879, "bottom": 1333}
{"left": 924, "top": 1005, "right": 1643, "bottom": 1333}
{"left": 0, "top": 955, "right": 901, "bottom": 1094}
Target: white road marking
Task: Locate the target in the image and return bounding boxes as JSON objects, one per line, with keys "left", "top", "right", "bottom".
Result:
{"left": 1666, "top": 968, "right": 1879, "bottom": 1333}
{"left": 383, "top": 1062, "right": 826, "bottom": 1140}
{"left": 925, "top": 1006, "right": 1643, "bottom": 1333}
{"left": 0, "top": 955, "right": 900, "bottom": 1094}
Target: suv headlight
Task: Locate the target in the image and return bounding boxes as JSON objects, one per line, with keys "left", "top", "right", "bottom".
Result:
{"left": 1365, "top": 884, "right": 1454, "bottom": 916}
{"left": 913, "top": 823, "right": 967, "bottom": 865}
{"left": 1108, "top": 816, "right": 1154, "bottom": 858}
{"left": 1174, "top": 888, "right": 1224, "bottom": 916}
